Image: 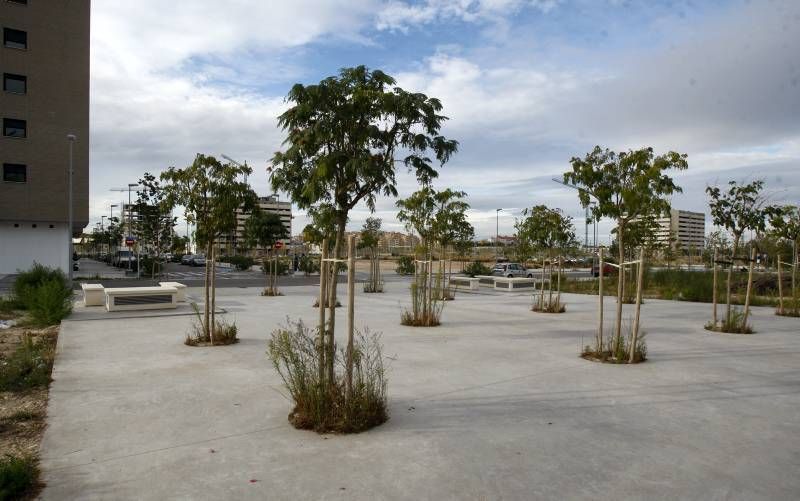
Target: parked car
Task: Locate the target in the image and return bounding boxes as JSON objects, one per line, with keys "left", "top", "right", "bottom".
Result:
{"left": 180, "top": 254, "right": 194, "bottom": 265}
{"left": 492, "top": 262, "right": 535, "bottom": 278}
{"left": 190, "top": 254, "right": 206, "bottom": 267}
{"left": 591, "top": 260, "right": 617, "bottom": 277}
{"left": 113, "top": 249, "right": 138, "bottom": 270}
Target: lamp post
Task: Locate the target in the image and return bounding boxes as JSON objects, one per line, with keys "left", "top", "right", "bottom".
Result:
{"left": 66, "top": 134, "right": 76, "bottom": 284}
{"left": 495, "top": 208, "right": 503, "bottom": 262}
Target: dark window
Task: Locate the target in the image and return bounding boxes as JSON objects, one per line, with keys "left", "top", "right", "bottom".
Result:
{"left": 3, "top": 28, "right": 27, "bottom": 49}
{"left": 6, "top": 0, "right": 29, "bottom": 4}
{"left": 3, "top": 163, "right": 26, "bottom": 182}
{"left": 3, "top": 73, "right": 26, "bottom": 94}
{"left": 3, "top": 118, "right": 26, "bottom": 138}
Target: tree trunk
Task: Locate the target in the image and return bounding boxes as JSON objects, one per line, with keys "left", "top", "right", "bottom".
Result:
{"left": 629, "top": 248, "right": 645, "bottom": 363}
{"left": 712, "top": 247, "right": 718, "bottom": 327}
{"left": 327, "top": 218, "right": 346, "bottom": 386}
{"left": 204, "top": 241, "right": 211, "bottom": 337}
{"left": 345, "top": 235, "right": 356, "bottom": 403}
{"left": 598, "top": 247, "right": 604, "bottom": 352}
{"left": 726, "top": 234, "right": 740, "bottom": 323}
{"left": 793, "top": 239, "right": 798, "bottom": 312}
{"left": 318, "top": 240, "right": 328, "bottom": 389}
{"left": 263, "top": 254, "right": 270, "bottom": 294}
{"left": 777, "top": 252, "right": 784, "bottom": 315}
{"left": 742, "top": 246, "right": 755, "bottom": 328}
{"left": 210, "top": 245, "right": 216, "bottom": 344}
{"left": 614, "top": 220, "right": 625, "bottom": 353}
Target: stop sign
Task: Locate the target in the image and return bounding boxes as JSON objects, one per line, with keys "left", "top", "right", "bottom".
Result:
{"left": 273, "top": 241, "right": 284, "bottom": 250}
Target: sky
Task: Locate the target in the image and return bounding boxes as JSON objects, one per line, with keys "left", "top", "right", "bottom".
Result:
{"left": 89, "top": 0, "right": 800, "bottom": 243}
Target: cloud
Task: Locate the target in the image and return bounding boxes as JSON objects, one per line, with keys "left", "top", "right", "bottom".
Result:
{"left": 376, "top": 0, "right": 560, "bottom": 31}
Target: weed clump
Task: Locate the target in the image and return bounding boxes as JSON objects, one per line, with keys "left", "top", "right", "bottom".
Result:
{"left": 184, "top": 303, "right": 239, "bottom": 346}
{"left": 0, "top": 454, "right": 39, "bottom": 500}
{"left": 531, "top": 295, "right": 566, "bottom": 313}
{"left": 582, "top": 322, "right": 647, "bottom": 364}
{"left": 0, "top": 333, "right": 56, "bottom": 392}
{"left": 267, "top": 319, "right": 388, "bottom": 433}
{"left": 705, "top": 307, "right": 753, "bottom": 334}
{"left": 11, "top": 263, "right": 72, "bottom": 326}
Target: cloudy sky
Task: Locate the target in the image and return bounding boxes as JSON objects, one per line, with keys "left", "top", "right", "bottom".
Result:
{"left": 89, "top": 0, "right": 800, "bottom": 243}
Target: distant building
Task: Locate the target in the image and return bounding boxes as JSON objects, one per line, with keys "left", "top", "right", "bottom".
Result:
{"left": 0, "top": 0, "right": 90, "bottom": 274}
{"left": 647, "top": 209, "right": 706, "bottom": 250}
{"left": 214, "top": 195, "right": 292, "bottom": 256}
{"left": 494, "top": 235, "right": 517, "bottom": 246}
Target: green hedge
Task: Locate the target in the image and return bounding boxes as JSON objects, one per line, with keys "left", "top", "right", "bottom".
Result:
{"left": 12, "top": 263, "right": 72, "bottom": 325}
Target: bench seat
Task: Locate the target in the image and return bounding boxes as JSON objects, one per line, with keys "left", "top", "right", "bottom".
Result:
{"left": 449, "top": 276, "right": 480, "bottom": 291}
{"left": 158, "top": 281, "right": 187, "bottom": 302}
{"left": 493, "top": 277, "right": 537, "bottom": 291}
{"left": 105, "top": 286, "right": 178, "bottom": 312}
{"left": 81, "top": 283, "right": 105, "bottom": 307}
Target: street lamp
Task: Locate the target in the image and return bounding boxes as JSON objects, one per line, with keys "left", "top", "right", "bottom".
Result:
{"left": 66, "top": 134, "right": 76, "bottom": 284}
{"left": 495, "top": 208, "right": 503, "bottom": 262}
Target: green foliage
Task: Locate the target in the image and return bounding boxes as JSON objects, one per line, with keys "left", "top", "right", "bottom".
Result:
{"left": 27, "top": 279, "right": 73, "bottom": 326}
{"left": 582, "top": 322, "right": 647, "bottom": 364}
{"left": 242, "top": 208, "right": 289, "bottom": 252}
{"left": 184, "top": 303, "right": 239, "bottom": 346}
{"left": 0, "top": 454, "right": 38, "bottom": 500}
{"left": 358, "top": 217, "right": 382, "bottom": 252}
{"left": 395, "top": 255, "right": 415, "bottom": 275}
{"left": 706, "top": 307, "right": 753, "bottom": 334}
{"left": 299, "top": 255, "right": 320, "bottom": 275}
{"left": 516, "top": 205, "right": 577, "bottom": 255}
{"left": 267, "top": 319, "right": 388, "bottom": 433}
{"left": 12, "top": 263, "right": 66, "bottom": 306}
{"left": 463, "top": 261, "right": 491, "bottom": 277}
{"left": 134, "top": 172, "right": 177, "bottom": 273}
{"left": 707, "top": 180, "right": 769, "bottom": 242}
{"left": 401, "top": 269, "right": 444, "bottom": 327}
{"left": 0, "top": 333, "right": 55, "bottom": 392}
{"left": 221, "top": 255, "right": 255, "bottom": 271}
{"left": 261, "top": 258, "right": 290, "bottom": 276}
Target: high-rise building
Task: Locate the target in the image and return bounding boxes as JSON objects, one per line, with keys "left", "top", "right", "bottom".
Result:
{"left": 652, "top": 209, "right": 706, "bottom": 250}
{"left": 0, "top": 0, "right": 90, "bottom": 274}
{"left": 214, "top": 195, "right": 292, "bottom": 256}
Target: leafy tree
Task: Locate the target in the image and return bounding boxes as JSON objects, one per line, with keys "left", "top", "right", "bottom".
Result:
{"left": 706, "top": 180, "right": 769, "bottom": 324}
{"left": 359, "top": 217, "right": 383, "bottom": 292}
{"left": 271, "top": 66, "right": 457, "bottom": 394}
{"left": 243, "top": 208, "right": 289, "bottom": 296}
{"left": 134, "top": 172, "right": 177, "bottom": 278}
{"left": 171, "top": 235, "right": 190, "bottom": 255}
{"left": 516, "top": 205, "right": 577, "bottom": 308}
{"left": 565, "top": 146, "right": 687, "bottom": 355}
{"left": 769, "top": 204, "right": 800, "bottom": 314}
{"left": 161, "top": 154, "right": 255, "bottom": 343}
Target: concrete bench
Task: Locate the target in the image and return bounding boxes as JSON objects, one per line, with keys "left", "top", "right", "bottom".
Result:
{"left": 474, "top": 275, "right": 497, "bottom": 286}
{"left": 449, "top": 276, "right": 480, "bottom": 290}
{"left": 158, "top": 281, "right": 187, "bottom": 302}
{"left": 494, "top": 277, "right": 537, "bottom": 291}
{"left": 81, "top": 283, "right": 105, "bottom": 307}
{"left": 105, "top": 286, "right": 178, "bottom": 312}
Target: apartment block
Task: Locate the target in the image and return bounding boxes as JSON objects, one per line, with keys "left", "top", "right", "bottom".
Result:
{"left": 214, "top": 195, "right": 292, "bottom": 255}
{"left": 653, "top": 209, "right": 706, "bottom": 250}
{"left": 0, "top": 0, "right": 90, "bottom": 274}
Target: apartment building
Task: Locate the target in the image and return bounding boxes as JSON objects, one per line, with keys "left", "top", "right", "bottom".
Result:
{"left": 214, "top": 195, "right": 292, "bottom": 256}
{"left": 652, "top": 209, "right": 706, "bottom": 250}
{"left": 0, "top": 0, "right": 90, "bottom": 274}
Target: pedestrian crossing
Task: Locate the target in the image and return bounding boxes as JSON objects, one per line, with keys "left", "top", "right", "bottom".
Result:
{"left": 165, "top": 270, "right": 255, "bottom": 280}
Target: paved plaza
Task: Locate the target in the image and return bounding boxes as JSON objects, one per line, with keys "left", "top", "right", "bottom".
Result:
{"left": 40, "top": 284, "right": 800, "bottom": 500}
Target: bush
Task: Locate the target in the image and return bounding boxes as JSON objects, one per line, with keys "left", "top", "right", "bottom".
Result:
{"left": 395, "top": 255, "right": 415, "bottom": 275}
{"left": 463, "top": 261, "right": 491, "bottom": 277}
{"left": 26, "top": 279, "right": 73, "bottom": 326}
{"left": 0, "top": 333, "right": 55, "bottom": 392}
{"left": 184, "top": 303, "right": 239, "bottom": 346}
{"left": 400, "top": 275, "right": 444, "bottom": 327}
{"left": 261, "top": 257, "right": 290, "bottom": 276}
{"left": 299, "top": 255, "right": 320, "bottom": 275}
{"left": 582, "top": 323, "right": 647, "bottom": 364}
{"left": 705, "top": 307, "right": 753, "bottom": 334}
{"left": 0, "top": 455, "right": 38, "bottom": 500}
{"left": 12, "top": 263, "right": 67, "bottom": 307}
{"left": 267, "top": 319, "right": 388, "bottom": 433}
{"left": 222, "top": 255, "right": 255, "bottom": 271}
{"left": 531, "top": 295, "right": 566, "bottom": 313}
{"left": 138, "top": 256, "right": 164, "bottom": 277}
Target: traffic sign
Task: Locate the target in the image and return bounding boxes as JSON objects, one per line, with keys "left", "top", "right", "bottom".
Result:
{"left": 125, "top": 236, "right": 136, "bottom": 247}
{"left": 273, "top": 241, "right": 284, "bottom": 249}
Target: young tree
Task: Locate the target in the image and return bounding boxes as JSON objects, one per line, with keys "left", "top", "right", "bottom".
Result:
{"left": 161, "top": 154, "right": 255, "bottom": 343}
{"left": 243, "top": 208, "right": 289, "bottom": 296}
{"left": 135, "top": 172, "right": 177, "bottom": 278}
{"left": 516, "top": 205, "right": 577, "bottom": 311}
{"left": 271, "top": 66, "right": 457, "bottom": 389}
{"left": 359, "top": 217, "right": 383, "bottom": 292}
{"left": 565, "top": 146, "right": 687, "bottom": 351}
{"left": 431, "top": 189, "right": 473, "bottom": 297}
{"left": 769, "top": 204, "right": 800, "bottom": 315}
{"left": 706, "top": 180, "right": 768, "bottom": 326}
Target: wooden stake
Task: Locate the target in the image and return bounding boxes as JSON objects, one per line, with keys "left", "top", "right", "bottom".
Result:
{"left": 629, "top": 248, "right": 645, "bottom": 363}
{"left": 742, "top": 246, "right": 755, "bottom": 329}
{"left": 598, "top": 248, "right": 604, "bottom": 352}
{"left": 712, "top": 247, "right": 718, "bottom": 328}
{"left": 345, "top": 235, "right": 356, "bottom": 402}
{"left": 777, "top": 253, "right": 784, "bottom": 315}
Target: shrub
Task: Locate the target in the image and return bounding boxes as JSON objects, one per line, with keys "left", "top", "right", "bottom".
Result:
{"left": 582, "top": 321, "right": 647, "bottom": 364}
{"left": 184, "top": 303, "right": 239, "bottom": 346}
{"left": 0, "top": 333, "right": 55, "bottom": 392}
{"left": 267, "top": 319, "right": 388, "bottom": 433}
{"left": 400, "top": 276, "right": 443, "bottom": 327}
{"left": 463, "top": 260, "right": 491, "bottom": 277}
{"left": 0, "top": 455, "right": 38, "bottom": 500}
{"left": 12, "top": 263, "right": 68, "bottom": 308}
{"left": 299, "top": 255, "right": 320, "bottom": 275}
{"left": 26, "top": 278, "right": 73, "bottom": 326}
{"left": 705, "top": 307, "right": 753, "bottom": 334}
{"left": 395, "top": 255, "right": 415, "bottom": 275}
{"left": 222, "top": 255, "right": 255, "bottom": 271}
{"left": 531, "top": 295, "right": 566, "bottom": 313}
{"left": 260, "top": 257, "right": 290, "bottom": 276}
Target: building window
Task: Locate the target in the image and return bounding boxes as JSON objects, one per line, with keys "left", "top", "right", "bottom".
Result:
{"left": 3, "top": 73, "right": 26, "bottom": 94}
{"left": 6, "top": 0, "right": 29, "bottom": 4}
{"left": 3, "top": 118, "right": 26, "bottom": 138}
{"left": 3, "top": 28, "right": 27, "bottom": 49}
{"left": 2, "top": 163, "right": 26, "bottom": 183}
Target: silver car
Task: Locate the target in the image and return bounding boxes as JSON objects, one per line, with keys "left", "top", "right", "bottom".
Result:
{"left": 492, "top": 262, "right": 534, "bottom": 278}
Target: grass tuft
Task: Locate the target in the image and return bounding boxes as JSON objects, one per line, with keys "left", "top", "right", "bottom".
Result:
{"left": 705, "top": 307, "right": 754, "bottom": 334}
{"left": 581, "top": 321, "right": 647, "bottom": 364}
{"left": 0, "top": 455, "right": 39, "bottom": 501}
{"left": 0, "top": 333, "right": 56, "bottom": 392}
{"left": 184, "top": 303, "right": 239, "bottom": 346}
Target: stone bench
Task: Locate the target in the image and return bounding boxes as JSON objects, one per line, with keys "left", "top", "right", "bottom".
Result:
{"left": 474, "top": 275, "right": 497, "bottom": 286}
{"left": 81, "top": 283, "right": 105, "bottom": 307}
{"left": 449, "top": 276, "right": 480, "bottom": 291}
{"left": 493, "top": 277, "right": 537, "bottom": 291}
{"left": 158, "top": 281, "right": 187, "bottom": 302}
{"left": 104, "top": 286, "right": 178, "bottom": 312}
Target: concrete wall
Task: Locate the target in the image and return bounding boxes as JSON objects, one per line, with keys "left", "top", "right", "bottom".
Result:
{"left": 0, "top": 222, "right": 69, "bottom": 275}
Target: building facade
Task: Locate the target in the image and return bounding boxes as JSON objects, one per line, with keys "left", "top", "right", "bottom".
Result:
{"left": 652, "top": 209, "right": 706, "bottom": 250}
{"left": 214, "top": 195, "right": 292, "bottom": 256}
{"left": 0, "top": 0, "right": 90, "bottom": 274}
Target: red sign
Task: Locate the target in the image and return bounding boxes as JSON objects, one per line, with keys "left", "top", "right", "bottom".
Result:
{"left": 125, "top": 236, "right": 136, "bottom": 247}
{"left": 273, "top": 241, "right": 284, "bottom": 249}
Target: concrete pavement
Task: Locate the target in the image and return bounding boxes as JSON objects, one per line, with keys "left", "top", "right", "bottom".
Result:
{"left": 40, "top": 285, "right": 800, "bottom": 500}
